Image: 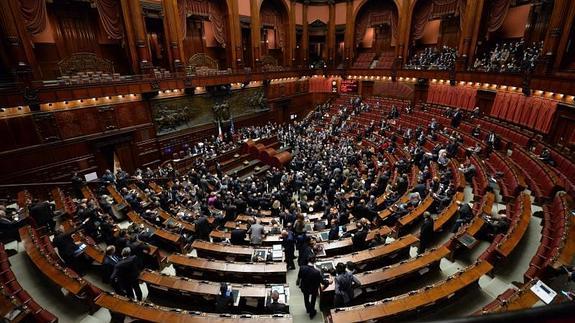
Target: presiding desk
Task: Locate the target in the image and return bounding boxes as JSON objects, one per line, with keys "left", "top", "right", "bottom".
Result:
{"left": 95, "top": 292, "right": 293, "bottom": 322}
{"left": 168, "top": 254, "right": 287, "bottom": 284}
{"left": 330, "top": 261, "right": 493, "bottom": 323}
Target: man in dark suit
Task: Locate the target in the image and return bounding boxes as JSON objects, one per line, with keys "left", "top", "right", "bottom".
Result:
{"left": 267, "top": 290, "right": 288, "bottom": 314}
{"left": 281, "top": 230, "right": 296, "bottom": 270}
{"left": 195, "top": 214, "right": 211, "bottom": 240}
{"left": 297, "top": 256, "right": 329, "bottom": 319}
{"left": 230, "top": 225, "right": 247, "bottom": 245}
{"left": 451, "top": 201, "right": 474, "bottom": 233}
{"left": 418, "top": 212, "right": 434, "bottom": 254}
{"left": 29, "top": 200, "right": 55, "bottom": 233}
{"left": 352, "top": 222, "right": 368, "bottom": 251}
{"left": 451, "top": 108, "right": 463, "bottom": 128}
{"left": 102, "top": 246, "right": 121, "bottom": 293}
{"left": 328, "top": 219, "right": 340, "bottom": 240}
{"left": 112, "top": 247, "right": 143, "bottom": 301}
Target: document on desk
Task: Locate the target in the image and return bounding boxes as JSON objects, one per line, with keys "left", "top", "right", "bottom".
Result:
{"left": 530, "top": 280, "right": 557, "bottom": 304}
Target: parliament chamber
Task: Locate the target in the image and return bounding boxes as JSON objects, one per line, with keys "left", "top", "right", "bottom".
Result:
{"left": 1, "top": 0, "right": 575, "bottom": 322}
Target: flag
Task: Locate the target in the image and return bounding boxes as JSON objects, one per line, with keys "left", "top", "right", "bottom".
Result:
{"left": 217, "top": 120, "right": 223, "bottom": 141}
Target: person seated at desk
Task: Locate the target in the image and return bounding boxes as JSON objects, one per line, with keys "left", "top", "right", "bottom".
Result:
{"left": 53, "top": 221, "right": 89, "bottom": 272}
{"left": 351, "top": 221, "right": 368, "bottom": 251}
{"left": 215, "top": 282, "right": 234, "bottom": 313}
{"left": 539, "top": 148, "right": 556, "bottom": 166}
{"left": 451, "top": 201, "right": 475, "bottom": 233}
{"left": 267, "top": 290, "right": 288, "bottom": 314}
{"left": 483, "top": 212, "right": 509, "bottom": 239}
{"left": 230, "top": 224, "right": 247, "bottom": 245}
{"left": 369, "top": 232, "right": 387, "bottom": 248}
{"left": 248, "top": 218, "right": 266, "bottom": 246}
{"left": 418, "top": 212, "right": 434, "bottom": 254}
{"left": 471, "top": 125, "right": 482, "bottom": 138}
{"left": 328, "top": 219, "right": 340, "bottom": 240}
{"left": 460, "top": 160, "right": 477, "bottom": 183}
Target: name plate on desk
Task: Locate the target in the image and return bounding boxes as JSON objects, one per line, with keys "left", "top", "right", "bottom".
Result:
{"left": 530, "top": 280, "right": 557, "bottom": 304}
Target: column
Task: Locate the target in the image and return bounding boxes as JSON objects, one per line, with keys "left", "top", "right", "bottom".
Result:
{"left": 288, "top": 0, "right": 296, "bottom": 67}
{"left": 119, "top": 0, "right": 140, "bottom": 74}
{"left": 228, "top": 0, "right": 241, "bottom": 69}
{"left": 130, "top": 0, "right": 152, "bottom": 73}
{"left": 537, "top": 0, "right": 569, "bottom": 73}
{"left": 401, "top": 0, "right": 414, "bottom": 64}
{"left": 456, "top": 0, "right": 478, "bottom": 70}
{"left": 302, "top": 0, "right": 310, "bottom": 66}
{"left": 327, "top": 0, "right": 336, "bottom": 66}
{"left": 250, "top": 0, "right": 261, "bottom": 68}
{"left": 467, "top": 0, "right": 486, "bottom": 69}
{"left": 343, "top": 0, "right": 353, "bottom": 67}
{"left": 162, "top": 0, "right": 185, "bottom": 72}
{"left": 553, "top": 4, "right": 575, "bottom": 71}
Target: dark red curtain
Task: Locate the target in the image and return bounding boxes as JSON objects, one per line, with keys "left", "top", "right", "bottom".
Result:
{"left": 487, "top": 0, "right": 512, "bottom": 32}
{"left": 491, "top": 92, "right": 557, "bottom": 133}
{"left": 19, "top": 0, "right": 47, "bottom": 35}
{"left": 94, "top": 0, "right": 123, "bottom": 40}
{"left": 428, "top": 84, "right": 476, "bottom": 110}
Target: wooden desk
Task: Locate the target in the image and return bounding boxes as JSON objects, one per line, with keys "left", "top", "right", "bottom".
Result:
{"left": 318, "top": 234, "right": 418, "bottom": 271}
{"left": 95, "top": 292, "right": 293, "bottom": 322}
{"left": 168, "top": 254, "right": 287, "bottom": 284}
{"left": 127, "top": 211, "right": 183, "bottom": 251}
{"left": 140, "top": 269, "right": 289, "bottom": 311}
{"left": 318, "top": 226, "right": 393, "bottom": 257}
{"left": 496, "top": 193, "right": 531, "bottom": 258}
{"left": 19, "top": 226, "right": 87, "bottom": 296}
{"left": 330, "top": 261, "right": 493, "bottom": 323}
{"left": 396, "top": 196, "right": 434, "bottom": 234}
{"left": 322, "top": 245, "right": 450, "bottom": 303}
{"left": 433, "top": 192, "right": 464, "bottom": 231}
{"left": 192, "top": 240, "right": 281, "bottom": 262}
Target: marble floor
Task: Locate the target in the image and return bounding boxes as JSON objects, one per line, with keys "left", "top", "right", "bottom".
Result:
{"left": 4, "top": 184, "right": 571, "bottom": 323}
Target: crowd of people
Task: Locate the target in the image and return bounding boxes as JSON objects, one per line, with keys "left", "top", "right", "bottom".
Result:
{"left": 405, "top": 46, "right": 457, "bottom": 71}
{"left": 472, "top": 40, "right": 543, "bottom": 73}
{"left": 5, "top": 95, "right": 548, "bottom": 318}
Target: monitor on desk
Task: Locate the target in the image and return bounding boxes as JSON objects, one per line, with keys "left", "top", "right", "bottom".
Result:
{"left": 84, "top": 172, "right": 98, "bottom": 182}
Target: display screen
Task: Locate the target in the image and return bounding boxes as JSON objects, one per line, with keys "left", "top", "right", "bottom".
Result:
{"left": 340, "top": 80, "right": 359, "bottom": 93}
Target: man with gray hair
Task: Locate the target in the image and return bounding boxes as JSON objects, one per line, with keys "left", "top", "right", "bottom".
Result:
{"left": 111, "top": 247, "right": 143, "bottom": 301}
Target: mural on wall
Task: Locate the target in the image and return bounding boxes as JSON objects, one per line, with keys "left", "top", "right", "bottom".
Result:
{"left": 151, "top": 87, "right": 269, "bottom": 135}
